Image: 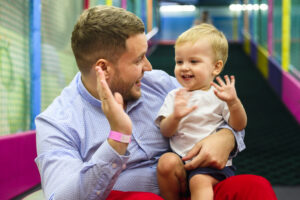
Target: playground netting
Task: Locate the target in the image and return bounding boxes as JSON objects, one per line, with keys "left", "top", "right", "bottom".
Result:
{"left": 0, "top": 0, "right": 157, "bottom": 135}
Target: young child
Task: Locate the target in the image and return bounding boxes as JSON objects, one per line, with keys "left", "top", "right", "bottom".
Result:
{"left": 155, "top": 23, "right": 247, "bottom": 200}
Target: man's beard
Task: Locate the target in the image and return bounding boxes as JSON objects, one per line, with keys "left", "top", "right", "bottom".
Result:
{"left": 110, "top": 77, "right": 141, "bottom": 103}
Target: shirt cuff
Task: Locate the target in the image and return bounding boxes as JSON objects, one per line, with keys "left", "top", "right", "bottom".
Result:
{"left": 92, "top": 139, "right": 130, "bottom": 164}
{"left": 217, "top": 123, "right": 246, "bottom": 158}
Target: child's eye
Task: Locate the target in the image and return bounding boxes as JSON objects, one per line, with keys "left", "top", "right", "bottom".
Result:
{"left": 191, "top": 60, "right": 198, "bottom": 64}
{"left": 176, "top": 60, "right": 183, "bottom": 64}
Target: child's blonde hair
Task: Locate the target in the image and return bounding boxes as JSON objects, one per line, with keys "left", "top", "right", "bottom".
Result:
{"left": 175, "top": 23, "right": 228, "bottom": 65}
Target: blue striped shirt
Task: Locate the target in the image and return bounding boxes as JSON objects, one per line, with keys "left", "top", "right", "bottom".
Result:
{"left": 35, "top": 70, "right": 245, "bottom": 200}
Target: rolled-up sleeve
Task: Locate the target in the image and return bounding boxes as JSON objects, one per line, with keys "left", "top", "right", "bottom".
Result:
{"left": 217, "top": 122, "right": 246, "bottom": 158}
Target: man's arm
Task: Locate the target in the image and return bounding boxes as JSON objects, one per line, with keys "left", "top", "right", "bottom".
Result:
{"left": 35, "top": 67, "right": 134, "bottom": 200}
{"left": 182, "top": 128, "right": 236, "bottom": 170}
{"left": 35, "top": 117, "right": 129, "bottom": 200}
{"left": 96, "top": 66, "right": 132, "bottom": 155}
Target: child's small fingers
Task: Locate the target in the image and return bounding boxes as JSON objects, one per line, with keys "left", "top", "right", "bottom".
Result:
{"left": 176, "top": 88, "right": 185, "bottom": 96}
{"left": 216, "top": 76, "right": 225, "bottom": 86}
{"left": 211, "top": 81, "right": 221, "bottom": 91}
{"left": 224, "top": 75, "right": 230, "bottom": 85}
{"left": 230, "top": 75, "right": 235, "bottom": 85}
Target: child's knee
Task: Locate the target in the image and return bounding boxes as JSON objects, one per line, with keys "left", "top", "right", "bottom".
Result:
{"left": 157, "top": 153, "right": 182, "bottom": 175}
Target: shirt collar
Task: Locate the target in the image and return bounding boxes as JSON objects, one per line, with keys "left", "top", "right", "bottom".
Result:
{"left": 126, "top": 94, "right": 143, "bottom": 113}
{"left": 77, "top": 72, "right": 102, "bottom": 107}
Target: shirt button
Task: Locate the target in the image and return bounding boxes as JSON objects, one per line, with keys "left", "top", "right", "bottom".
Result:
{"left": 96, "top": 191, "right": 101, "bottom": 196}
{"left": 112, "top": 163, "right": 117, "bottom": 168}
{"left": 122, "top": 164, "right": 126, "bottom": 169}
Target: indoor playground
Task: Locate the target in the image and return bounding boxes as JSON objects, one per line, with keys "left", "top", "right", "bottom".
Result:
{"left": 0, "top": 0, "right": 299, "bottom": 199}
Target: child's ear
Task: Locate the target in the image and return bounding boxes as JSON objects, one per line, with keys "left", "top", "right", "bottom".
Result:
{"left": 213, "top": 60, "right": 224, "bottom": 76}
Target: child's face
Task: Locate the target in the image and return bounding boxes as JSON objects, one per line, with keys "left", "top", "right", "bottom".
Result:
{"left": 174, "top": 38, "right": 217, "bottom": 91}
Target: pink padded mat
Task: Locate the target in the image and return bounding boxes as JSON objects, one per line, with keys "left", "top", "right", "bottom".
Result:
{"left": 0, "top": 131, "right": 41, "bottom": 199}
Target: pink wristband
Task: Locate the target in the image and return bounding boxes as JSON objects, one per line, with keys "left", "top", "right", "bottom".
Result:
{"left": 109, "top": 131, "right": 131, "bottom": 143}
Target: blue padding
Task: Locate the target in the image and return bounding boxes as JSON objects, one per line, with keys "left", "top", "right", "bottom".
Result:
{"left": 268, "top": 57, "right": 282, "bottom": 97}
{"left": 159, "top": 16, "right": 194, "bottom": 41}
{"left": 213, "top": 16, "right": 233, "bottom": 40}
{"left": 30, "top": 0, "right": 41, "bottom": 129}
{"left": 250, "top": 40, "right": 257, "bottom": 64}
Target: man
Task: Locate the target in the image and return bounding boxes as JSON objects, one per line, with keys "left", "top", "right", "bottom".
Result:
{"left": 35, "top": 5, "right": 277, "bottom": 200}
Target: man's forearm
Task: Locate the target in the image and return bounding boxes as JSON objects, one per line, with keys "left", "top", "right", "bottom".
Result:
{"left": 217, "top": 122, "right": 246, "bottom": 158}
{"left": 37, "top": 140, "right": 129, "bottom": 200}
{"left": 215, "top": 128, "right": 236, "bottom": 153}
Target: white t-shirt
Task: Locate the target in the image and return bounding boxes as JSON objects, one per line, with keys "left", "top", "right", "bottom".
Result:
{"left": 156, "top": 87, "right": 231, "bottom": 163}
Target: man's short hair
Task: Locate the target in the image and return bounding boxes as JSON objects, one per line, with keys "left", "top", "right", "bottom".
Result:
{"left": 71, "top": 6, "right": 145, "bottom": 74}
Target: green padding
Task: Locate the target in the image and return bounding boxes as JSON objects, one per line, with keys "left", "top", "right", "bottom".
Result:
{"left": 0, "top": 1, "right": 30, "bottom": 135}
{"left": 40, "top": 1, "right": 81, "bottom": 111}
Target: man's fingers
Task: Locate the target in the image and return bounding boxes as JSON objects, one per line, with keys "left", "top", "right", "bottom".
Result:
{"left": 114, "top": 92, "right": 124, "bottom": 107}
{"left": 184, "top": 153, "right": 206, "bottom": 170}
{"left": 96, "top": 66, "right": 114, "bottom": 102}
{"left": 182, "top": 144, "right": 200, "bottom": 162}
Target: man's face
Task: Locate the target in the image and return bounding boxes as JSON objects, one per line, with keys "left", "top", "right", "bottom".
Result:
{"left": 109, "top": 33, "right": 152, "bottom": 102}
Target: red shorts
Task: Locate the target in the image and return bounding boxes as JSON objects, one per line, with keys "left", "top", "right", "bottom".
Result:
{"left": 106, "top": 175, "right": 277, "bottom": 200}
{"left": 106, "top": 190, "right": 163, "bottom": 200}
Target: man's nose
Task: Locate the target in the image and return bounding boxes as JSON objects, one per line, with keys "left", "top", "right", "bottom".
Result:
{"left": 143, "top": 57, "right": 152, "bottom": 71}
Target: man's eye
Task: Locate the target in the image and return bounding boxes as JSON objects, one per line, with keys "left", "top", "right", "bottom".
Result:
{"left": 136, "top": 56, "right": 144, "bottom": 64}
{"left": 136, "top": 58, "right": 142, "bottom": 64}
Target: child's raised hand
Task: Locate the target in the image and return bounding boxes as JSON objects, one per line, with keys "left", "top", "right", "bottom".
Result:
{"left": 173, "top": 88, "right": 197, "bottom": 120}
{"left": 211, "top": 75, "right": 238, "bottom": 104}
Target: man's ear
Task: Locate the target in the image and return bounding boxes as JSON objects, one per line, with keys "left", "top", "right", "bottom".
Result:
{"left": 213, "top": 60, "right": 224, "bottom": 76}
{"left": 95, "top": 59, "right": 110, "bottom": 79}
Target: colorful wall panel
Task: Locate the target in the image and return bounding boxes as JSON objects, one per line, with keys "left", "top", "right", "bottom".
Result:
{"left": 268, "top": 57, "right": 282, "bottom": 97}
{"left": 282, "top": 72, "right": 300, "bottom": 123}
{"left": 242, "top": 0, "right": 300, "bottom": 124}
{"left": 257, "top": 45, "right": 268, "bottom": 79}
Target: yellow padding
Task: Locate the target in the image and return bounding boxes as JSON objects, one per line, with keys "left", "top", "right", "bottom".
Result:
{"left": 257, "top": 45, "right": 269, "bottom": 78}
{"left": 282, "top": 0, "right": 290, "bottom": 71}
{"left": 243, "top": 31, "right": 251, "bottom": 55}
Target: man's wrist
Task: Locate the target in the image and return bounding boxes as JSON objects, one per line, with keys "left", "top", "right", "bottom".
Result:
{"left": 109, "top": 131, "right": 131, "bottom": 143}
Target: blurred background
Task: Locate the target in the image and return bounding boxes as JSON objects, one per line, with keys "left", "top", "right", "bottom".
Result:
{"left": 0, "top": 0, "right": 299, "bottom": 199}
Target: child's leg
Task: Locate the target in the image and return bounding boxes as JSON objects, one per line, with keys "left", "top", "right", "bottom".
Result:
{"left": 157, "top": 152, "right": 186, "bottom": 200}
{"left": 189, "top": 174, "right": 219, "bottom": 200}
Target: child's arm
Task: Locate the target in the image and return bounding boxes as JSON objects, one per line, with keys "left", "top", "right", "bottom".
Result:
{"left": 160, "top": 88, "right": 197, "bottom": 137}
{"left": 211, "top": 75, "right": 247, "bottom": 131}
